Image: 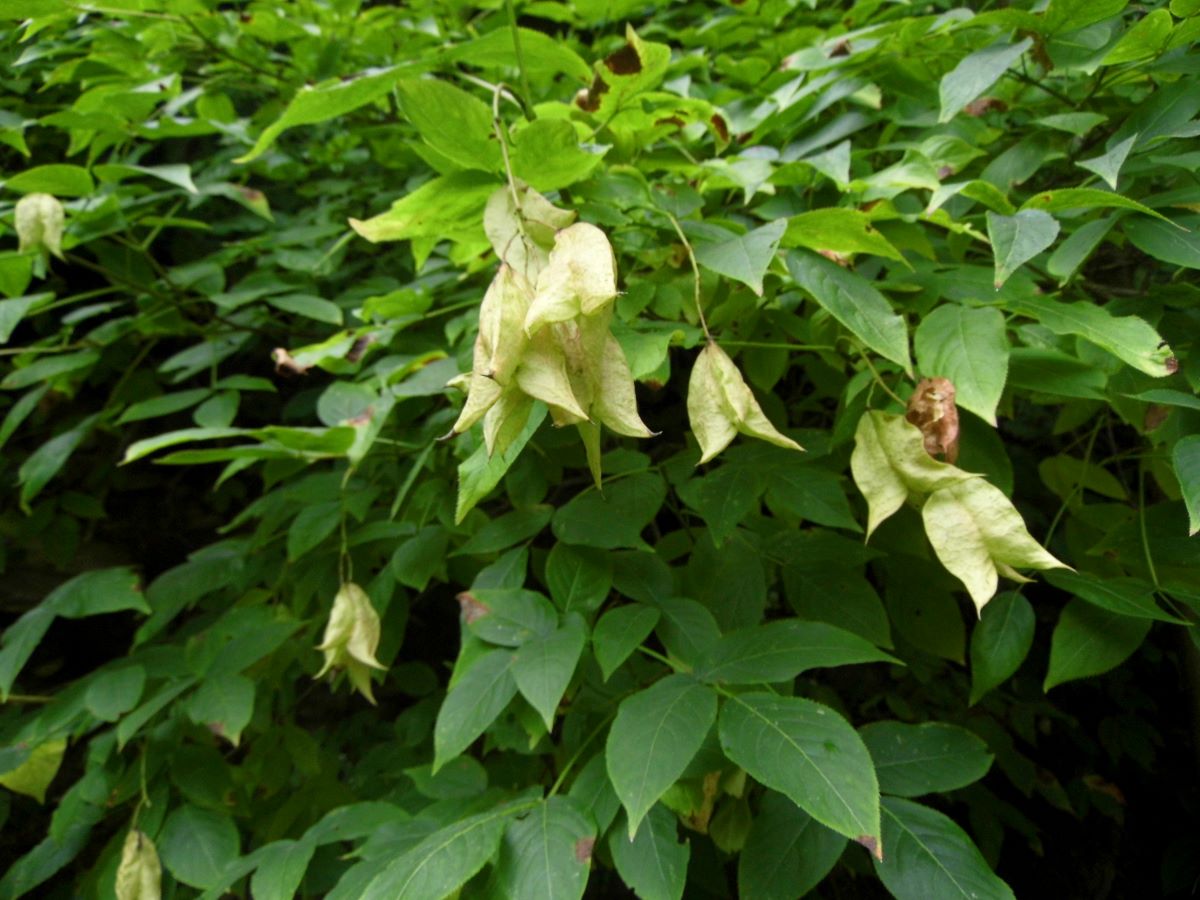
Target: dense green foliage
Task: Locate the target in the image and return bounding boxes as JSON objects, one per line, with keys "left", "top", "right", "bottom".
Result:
{"left": 2, "top": 1, "right": 1200, "bottom": 897}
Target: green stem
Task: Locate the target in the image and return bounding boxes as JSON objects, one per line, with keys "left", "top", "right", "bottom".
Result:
{"left": 664, "top": 212, "right": 710, "bottom": 340}
{"left": 505, "top": 0, "right": 534, "bottom": 120}
{"left": 548, "top": 708, "right": 617, "bottom": 796}
{"left": 1138, "top": 461, "right": 1160, "bottom": 588}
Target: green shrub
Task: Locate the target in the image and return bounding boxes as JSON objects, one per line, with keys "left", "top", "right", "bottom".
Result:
{"left": 2, "top": 1, "right": 1199, "bottom": 897}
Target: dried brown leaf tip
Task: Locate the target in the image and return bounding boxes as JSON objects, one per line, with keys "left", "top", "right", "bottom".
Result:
{"left": 456, "top": 591, "right": 490, "bottom": 625}
{"left": 855, "top": 833, "right": 884, "bottom": 861}
{"left": 906, "top": 377, "right": 960, "bottom": 464}
{"left": 272, "top": 348, "right": 311, "bottom": 376}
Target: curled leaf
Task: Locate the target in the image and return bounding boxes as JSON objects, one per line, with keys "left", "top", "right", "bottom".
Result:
{"left": 115, "top": 829, "right": 162, "bottom": 900}
{"left": 905, "top": 377, "right": 960, "bottom": 463}
{"left": 524, "top": 223, "right": 618, "bottom": 335}
{"left": 15, "top": 192, "right": 65, "bottom": 259}
{"left": 922, "top": 479, "right": 1069, "bottom": 614}
{"left": 850, "top": 411, "right": 977, "bottom": 537}
{"left": 316, "top": 583, "right": 386, "bottom": 703}
{"left": 687, "top": 341, "right": 802, "bottom": 464}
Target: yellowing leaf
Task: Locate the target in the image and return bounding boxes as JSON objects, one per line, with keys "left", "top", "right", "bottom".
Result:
{"left": 115, "top": 829, "right": 162, "bottom": 900}
{"left": 483, "top": 182, "right": 576, "bottom": 283}
{"left": 515, "top": 331, "right": 588, "bottom": 423}
{"left": 593, "top": 333, "right": 655, "bottom": 438}
{"left": 0, "top": 738, "right": 65, "bottom": 803}
{"left": 525, "top": 223, "right": 618, "bottom": 335}
{"left": 922, "top": 479, "right": 1068, "bottom": 614}
{"left": 316, "top": 583, "right": 386, "bottom": 704}
{"left": 15, "top": 192, "right": 65, "bottom": 259}
{"left": 687, "top": 342, "right": 802, "bottom": 464}
{"left": 478, "top": 265, "right": 534, "bottom": 386}
{"left": 850, "top": 412, "right": 976, "bottom": 536}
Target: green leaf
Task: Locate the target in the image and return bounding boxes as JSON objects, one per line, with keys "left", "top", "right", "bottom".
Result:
{"left": 765, "top": 463, "right": 861, "bottom": 532}
{"left": 607, "top": 807, "right": 689, "bottom": 900}
{"left": 118, "top": 389, "right": 212, "bottom": 424}
{"left": 685, "top": 463, "right": 764, "bottom": 544}
{"left": 513, "top": 613, "right": 587, "bottom": 730}
{"left": 267, "top": 293, "right": 343, "bottom": 325}
{"left": 922, "top": 478, "right": 1067, "bottom": 614}
{"left": 456, "top": 507, "right": 552, "bottom": 557}
{"left": 719, "top": 693, "right": 881, "bottom": 852}
{"left": 551, "top": 473, "right": 667, "bottom": 550}
{"left": 938, "top": 40, "right": 1031, "bottom": 124}
{"left": 396, "top": 78, "right": 501, "bottom": 173}
{"left": 693, "top": 219, "right": 787, "bottom": 296}
{"left": 349, "top": 171, "right": 496, "bottom": 256}
{"left": 444, "top": 27, "right": 592, "bottom": 82}
{"left": 0, "top": 292, "right": 52, "bottom": 343}
{"left": 786, "top": 251, "right": 911, "bottom": 371}
{"left": 158, "top": 805, "right": 240, "bottom": 890}
{"left": 606, "top": 674, "right": 718, "bottom": 839}
{"left": 433, "top": 648, "right": 518, "bottom": 771}
{"left": 1015, "top": 295, "right": 1173, "bottom": 377}
{"left": 495, "top": 797, "right": 595, "bottom": 900}
{"left": 1021, "top": 188, "right": 1173, "bottom": 224}
{"left": 578, "top": 26, "right": 671, "bottom": 122}
{"left": 392, "top": 526, "right": 449, "bottom": 592}
{"left": 860, "top": 722, "right": 992, "bottom": 797}
{"left": 187, "top": 673, "right": 256, "bottom": 746}
{"left": 1046, "top": 216, "right": 1116, "bottom": 283}
{"left": 287, "top": 501, "right": 340, "bottom": 561}
{"left": 694, "top": 620, "right": 897, "bottom": 684}
{"left": 2, "top": 350, "right": 99, "bottom": 390}
{"left": 0, "top": 739, "right": 65, "bottom": 804}
{"left": 593, "top": 604, "right": 660, "bottom": 681}
{"left": 3, "top": 164, "right": 93, "bottom": 196}
{"left": 362, "top": 802, "right": 524, "bottom": 900}
{"left": 237, "top": 66, "right": 411, "bottom": 163}
{"left": 544, "top": 543, "right": 613, "bottom": 613}
{"left": 986, "top": 210, "right": 1059, "bottom": 289}
{"left": 250, "top": 839, "right": 316, "bottom": 900}
{"left": 737, "top": 791, "right": 846, "bottom": 900}
{"left": 914, "top": 305, "right": 1009, "bottom": 425}
{"left": 457, "top": 405, "right": 547, "bottom": 523}
{"left": 1076, "top": 135, "right": 1136, "bottom": 190}
{"left": 783, "top": 208, "right": 905, "bottom": 263}
{"left": 1124, "top": 218, "right": 1200, "bottom": 269}
{"left": 969, "top": 592, "right": 1035, "bottom": 704}
{"left": 50, "top": 567, "right": 147, "bottom": 618}
{"left": 465, "top": 589, "right": 557, "bottom": 647}
{"left": 1043, "top": 0, "right": 1128, "bottom": 33}
{"left": 84, "top": 665, "right": 146, "bottom": 722}
{"left": 511, "top": 119, "right": 604, "bottom": 192}
{"left": 874, "top": 797, "right": 1015, "bottom": 900}
{"left": 1044, "top": 599, "right": 1152, "bottom": 691}
{"left": 1101, "top": 8, "right": 1172, "bottom": 66}
{"left": 1174, "top": 435, "right": 1200, "bottom": 535}
{"left": 1045, "top": 570, "right": 1186, "bottom": 623}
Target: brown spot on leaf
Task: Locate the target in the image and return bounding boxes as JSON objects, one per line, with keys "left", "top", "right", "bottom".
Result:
{"left": 656, "top": 116, "right": 686, "bottom": 128}
{"left": 575, "top": 76, "right": 607, "bottom": 112}
{"left": 906, "top": 377, "right": 960, "bottom": 464}
{"left": 1082, "top": 774, "right": 1126, "bottom": 805}
{"left": 238, "top": 186, "right": 265, "bottom": 203}
{"left": 937, "top": 165, "right": 955, "bottom": 180}
{"left": 818, "top": 249, "right": 852, "bottom": 267}
{"left": 346, "top": 407, "right": 375, "bottom": 427}
{"left": 710, "top": 114, "right": 729, "bottom": 142}
{"left": 1165, "top": 355, "right": 1179, "bottom": 374}
{"left": 605, "top": 43, "right": 641, "bottom": 76}
{"left": 456, "top": 591, "right": 490, "bottom": 625}
{"left": 964, "top": 97, "right": 1007, "bottom": 117}
{"left": 1144, "top": 404, "right": 1170, "bottom": 433}
{"left": 272, "top": 348, "right": 311, "bottom": 376}
{"left": 856, "top": 834, "right": 883, "bottom": 860}
{"left": 828, "top": 40, "right": 851, "bottom": 57}
{"left": 346, "top": 334, "right": 376, "bottom": 363}
{"left": 575, "top": 836, "right": 595, "bottom": 863}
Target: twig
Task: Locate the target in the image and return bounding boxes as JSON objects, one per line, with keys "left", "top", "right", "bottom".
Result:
{"left": 492, "top": 84, "right": 527, "bottom": 246}
{"left": 858, "top": 348, "right": 905, "bottom": 407}
{"left": 504, "top": 0, "right": 535, "bottom": 121}
{"left": 665, "top": 212, "right": 710, "bottom": 340}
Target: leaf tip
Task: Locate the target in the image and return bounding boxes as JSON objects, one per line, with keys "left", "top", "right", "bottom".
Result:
{"left": 856, "top": 833, "right": 883, "bottom": 861}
